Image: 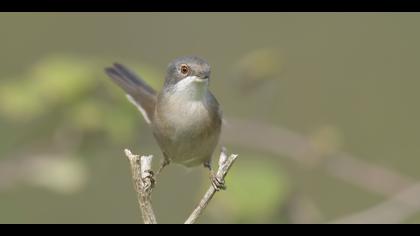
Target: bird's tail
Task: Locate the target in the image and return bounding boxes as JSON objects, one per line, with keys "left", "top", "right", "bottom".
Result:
{"left": 105, "top": 63, "right": 157, "bottom": 124}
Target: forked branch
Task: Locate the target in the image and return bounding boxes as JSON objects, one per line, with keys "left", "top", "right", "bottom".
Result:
{"left": 123, "top": 148, "right": 238, "bottom": 224}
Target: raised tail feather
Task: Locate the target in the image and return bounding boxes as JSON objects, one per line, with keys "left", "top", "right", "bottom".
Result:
{"left": 105, "top": 63, "right": 157, "bottom": 124}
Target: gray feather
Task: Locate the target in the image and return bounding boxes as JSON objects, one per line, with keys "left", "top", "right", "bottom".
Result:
{"left": 105, "top": 63, "right": 157, "bottom": 124}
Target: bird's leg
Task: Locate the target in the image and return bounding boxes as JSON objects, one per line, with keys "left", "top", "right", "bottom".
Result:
{"left": 155, "top": 157, "right": 170, "bottom": 178}
{"left": 204, "top": 159, "right": 226, "bottom": 191}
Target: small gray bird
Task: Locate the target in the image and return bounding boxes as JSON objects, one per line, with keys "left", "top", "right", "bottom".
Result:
{"left": 105, "top": 56, "right": 225, "bottom": 190}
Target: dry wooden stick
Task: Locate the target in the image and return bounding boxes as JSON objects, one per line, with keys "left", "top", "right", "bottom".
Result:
{"left": 330, "top": 183, "right": 420, "bottom": 224}
{"left": 124, "top": 149, "right": 157, "bottom": 224}
{"left": 221, "top": 117, "right": 413, "bottom": 196}
{"left": 185, "top": 149, "right": 238, "bottom": 224}
{"left": 124, "top": 148, "right": 238, "bottom": 224}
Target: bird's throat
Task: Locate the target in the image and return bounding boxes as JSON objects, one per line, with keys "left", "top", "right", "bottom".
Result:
{"left": 171, "top": 75, "right": 208, "bottom": 101}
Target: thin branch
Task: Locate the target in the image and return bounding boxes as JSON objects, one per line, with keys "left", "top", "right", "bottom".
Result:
{"left": 185, "top": 149, "right": 238, "bottom": 224}
{"left": 124, "top": 149, "right": 157, "bottom": 224}
{"left": 324, "top": 153, "right": 412, "bottom": 197}
{"left": 331, "top": 183, "right": 420, "bottom": 224}
{"left": 222, "top": 117, "right": 413, "bottom": 197}
{"left": 222, "top": 118, "right": 420, "bottom": 223}
{"left": 124, "top": 148, "right": 238, "bottom": 224}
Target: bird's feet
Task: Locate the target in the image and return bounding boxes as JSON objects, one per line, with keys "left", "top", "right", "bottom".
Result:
{"left": 204, "top": 159, "right": 226, "bottom": 191}
{"left": 142, "top": 169, "right": 155, "bottom": 191}
{"left": 210, "top": 171, "right": 226, "bottom": 191}
{"left": 155, "top": 158, "right": 170, "bottom": 178}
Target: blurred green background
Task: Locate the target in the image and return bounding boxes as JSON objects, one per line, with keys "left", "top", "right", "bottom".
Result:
{"left": 1, "top": 13, "right": 420, "bottom": 224}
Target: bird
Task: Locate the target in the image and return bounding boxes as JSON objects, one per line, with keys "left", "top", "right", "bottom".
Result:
{"left": 105, "top": 56, "right": 225, "bottom": 190}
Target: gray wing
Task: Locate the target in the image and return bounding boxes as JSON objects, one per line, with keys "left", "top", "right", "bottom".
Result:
{"left": 105, "top": 63, "right": 157, "bottom": 124}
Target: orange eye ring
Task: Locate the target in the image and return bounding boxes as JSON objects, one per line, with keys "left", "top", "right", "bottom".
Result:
{"left": 180, "top": 64, "right": 190, "bottom": 75}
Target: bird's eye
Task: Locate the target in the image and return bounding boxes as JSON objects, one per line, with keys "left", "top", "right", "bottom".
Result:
{"left": 180, "top": 64, "right": 190, "bottom": 75}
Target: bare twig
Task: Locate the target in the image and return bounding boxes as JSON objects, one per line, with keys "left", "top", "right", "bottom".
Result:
{"left": 331, "top": 183, "right": 420, "bottom": 224}
{"left": 185, "top": 149, "right": 238, "bottom": 224}
{"left": 222, "top": 117, "right": 413, "bottom": 197}
{"left": 124, "top": 149, "right": 157, "bottom": 224}
{"left": 324, "top": 153, "right": 413, "bottom": 197}
{"left": 222, "top": 118, "right": 420, "bottom": 223}
{"left": 124, "top": 147, "right": 238, "bottom": 224}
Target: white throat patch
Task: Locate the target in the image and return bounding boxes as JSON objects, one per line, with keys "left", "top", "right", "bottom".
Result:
{"left": 172, "top": 75, "right": 208, "bottom": 101}
{"left": 162, "top": 75, "right": 211, "bottom": 137}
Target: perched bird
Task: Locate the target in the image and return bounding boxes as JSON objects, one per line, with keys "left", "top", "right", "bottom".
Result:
{"left": 105, "top": 56, "right": 225, "bottom": 190}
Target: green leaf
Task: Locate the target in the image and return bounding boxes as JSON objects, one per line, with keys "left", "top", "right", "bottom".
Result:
{"left": 31, "top": 55, "right": 98, "bottom": 103}
{"left": 213, "top": 158, "right": 290, "bottom": 223}
{"left": 0, "top": 80, "right": 46, "bottom": 121}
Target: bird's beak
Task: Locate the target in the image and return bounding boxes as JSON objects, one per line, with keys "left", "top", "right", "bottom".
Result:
{"left": 203, "top": 71, "right": 211, "bottom": 79}
{"left": 195, "top": 74, "right": 209, "bottom": 82}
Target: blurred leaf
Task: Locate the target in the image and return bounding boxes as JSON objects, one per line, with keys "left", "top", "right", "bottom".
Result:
{"left": 212, "top": 159, "right": 290, "bottom": 223}
{"left": 31, "top": 55, "right": 98, "bottom": 103}
{"left": 0, "top": 81, "right": 46, "bottom": 121}
{"left": 27, "top": 156, "right": 88, "bottom": 195}
{"left": 67, "top": 99, "right": 105, "bottom": 132}
{"left": 103, "top": 106, "right": 138, "bottom": 144}
{"left": 0, "top": 54, "right": 99, "bottom": 122}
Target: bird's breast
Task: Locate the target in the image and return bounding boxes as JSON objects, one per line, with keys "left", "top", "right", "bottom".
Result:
{"left": 158, "top": 98, "right": 214, "bottom": 138}
{"left": 152, "top": 91, "right": 222, "bottom": 166}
